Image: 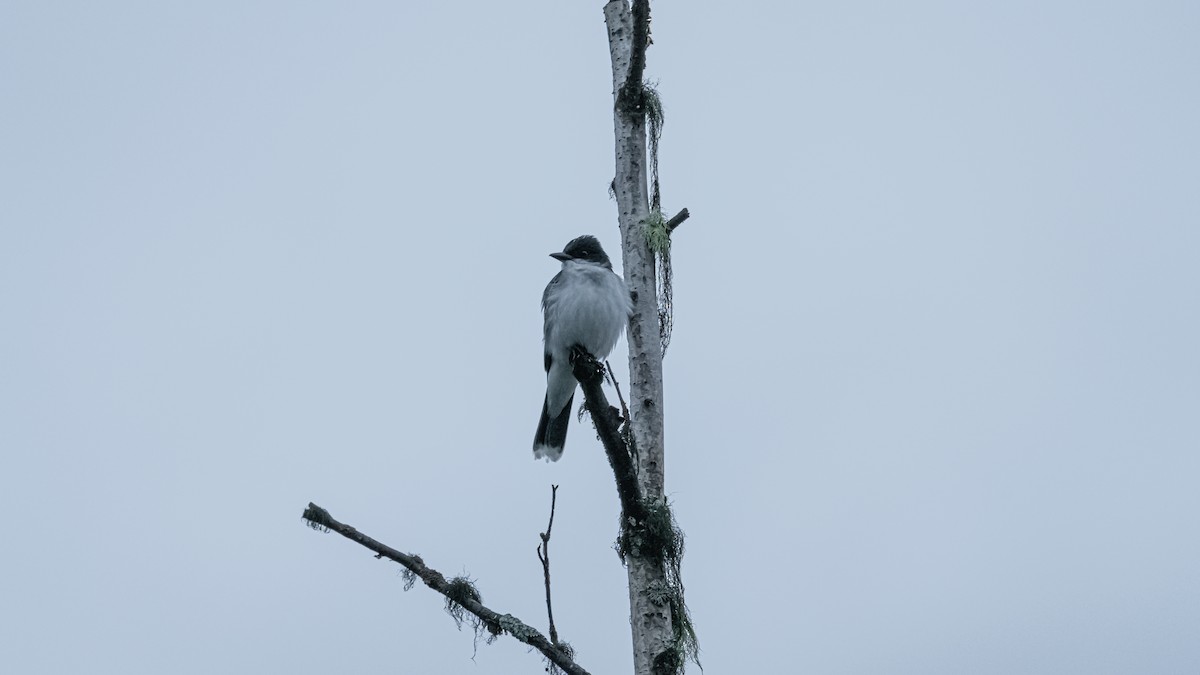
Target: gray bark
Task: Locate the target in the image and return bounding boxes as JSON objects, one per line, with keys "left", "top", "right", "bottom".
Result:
{"left": 603, "top": 2, "right": 674, "bottom": 673}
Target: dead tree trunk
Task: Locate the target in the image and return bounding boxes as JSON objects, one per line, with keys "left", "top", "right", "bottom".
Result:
{"left": 603, "top": 3, "right": 691, "bottom": 674}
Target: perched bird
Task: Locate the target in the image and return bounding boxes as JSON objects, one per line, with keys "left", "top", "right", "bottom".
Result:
{"left": 534, "top": 235, "right": 632, "bottom": 461}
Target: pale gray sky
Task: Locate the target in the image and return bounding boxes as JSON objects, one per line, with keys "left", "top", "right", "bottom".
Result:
{"left": 2, "top": 2, "right": 1198, "bottom": 673}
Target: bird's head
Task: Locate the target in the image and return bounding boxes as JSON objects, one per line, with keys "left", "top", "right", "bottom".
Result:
{"left": 550, "top": 235, "right": 613, "bottom": 269}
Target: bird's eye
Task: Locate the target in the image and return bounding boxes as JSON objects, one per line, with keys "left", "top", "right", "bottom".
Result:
{"left": 580, "top": 250, "right": 590, "bottom": 256}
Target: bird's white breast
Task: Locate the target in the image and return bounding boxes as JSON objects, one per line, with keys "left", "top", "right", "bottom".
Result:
{"left": 544, "top": 261, "right": 631, "bottom": 361}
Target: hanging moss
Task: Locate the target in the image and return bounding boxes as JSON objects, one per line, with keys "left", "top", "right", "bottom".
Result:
{"left": 666, "top": 588, "right": 701, "bottom": 674}
{"left": 443, "top": 576, "right": 504, "bottom": 648}
{"left": 617, "top": 497, "right": 681, "bottom": 561}
{"left": 641, "top": 205, "right": 675, "bottom": 356}
{"left": 543, "top": 640, "right": 577, "bottom": 675}
{"left": 400, "top": 568, "right": 417, "bottom": 591}
{"left": 643, "top": 83, "right": 665, "bottom": 211}
{"left": 638, "top": 83, "right": 675, "bottom": 358}
{"left": 616, "top": 498, "right": 700, "bottom": 674}
{"left": 443, "top": 576, "right": 482, "bottom": 629}
{"left": 644, "top": 208, "right": 670, "bottom": 254}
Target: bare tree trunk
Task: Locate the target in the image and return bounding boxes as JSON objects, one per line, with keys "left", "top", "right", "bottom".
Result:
{"left": 604, "top": 2, "right": 673, "bottom": 673}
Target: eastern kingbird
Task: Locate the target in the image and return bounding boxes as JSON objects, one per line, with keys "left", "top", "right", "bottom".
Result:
{"left": 534, "top": 235, "right": 632, "bottom": 461}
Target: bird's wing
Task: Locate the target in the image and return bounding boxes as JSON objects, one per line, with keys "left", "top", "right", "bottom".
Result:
{"left": 542, "top": 270, "right": 565, "bottom": 344}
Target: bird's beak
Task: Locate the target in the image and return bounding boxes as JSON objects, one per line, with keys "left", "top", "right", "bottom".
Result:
{"left": 549, "top": 252, "right": 572, "bottom": 262}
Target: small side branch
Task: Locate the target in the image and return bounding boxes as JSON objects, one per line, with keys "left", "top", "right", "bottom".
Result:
{"left": 665, "top": 208, "right": 689, "bottom": 232}
{"left": 301, "top": 503, "right": 590, "bottom": 675}
{"left": 570, "top": 351, "right": 645, "bottom": 523}
{"left": 537, "top": 485, "right": 561, "bottom": 646}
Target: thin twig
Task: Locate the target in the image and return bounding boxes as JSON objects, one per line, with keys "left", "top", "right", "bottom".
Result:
{"left": 537, "top": 485, "right": 561, "bottom": 645}
{"left": 604, "top": 360, "right": 631, "bottom": 424}
{"left": 301, "top": 503, "right": 590, "bottom": 675}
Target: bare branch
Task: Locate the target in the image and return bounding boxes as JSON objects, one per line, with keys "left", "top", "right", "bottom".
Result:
{"left": 301, "top": 503, "right": 590, "bottom": 675}
{"left": 538, "top": 485, "right": 561, "bottom": 646}
{"left": 570, "top": 350, "right": 645, "bottom": 523}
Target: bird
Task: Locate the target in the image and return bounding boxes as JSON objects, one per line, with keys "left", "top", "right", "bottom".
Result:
{"left": 534, "top": 235, "right": 632, "bottom": 461}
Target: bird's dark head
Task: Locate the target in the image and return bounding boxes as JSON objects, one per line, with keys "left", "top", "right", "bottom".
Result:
{"left": 550, "top": 235, "right": 613, "bottom": 269}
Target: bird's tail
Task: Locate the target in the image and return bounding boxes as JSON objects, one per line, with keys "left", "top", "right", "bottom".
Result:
{"left": 533, "top": 393, "right": 573, "bottom": 462}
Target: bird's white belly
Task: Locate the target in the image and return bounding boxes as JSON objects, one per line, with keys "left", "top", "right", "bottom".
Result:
{"left": 547, "top": 268, "right": 629, "bottom": 359}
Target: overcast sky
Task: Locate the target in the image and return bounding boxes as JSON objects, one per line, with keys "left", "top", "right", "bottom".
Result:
{"left": 2, "top": 1, "right": 1198, "bottom": 673}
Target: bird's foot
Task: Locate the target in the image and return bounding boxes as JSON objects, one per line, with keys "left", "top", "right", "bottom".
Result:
{"left": 568, "top": 345, "right": 606, "bottom": 380}
{"left": 568, "top": 344, "right": 593, "bottom": 365}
